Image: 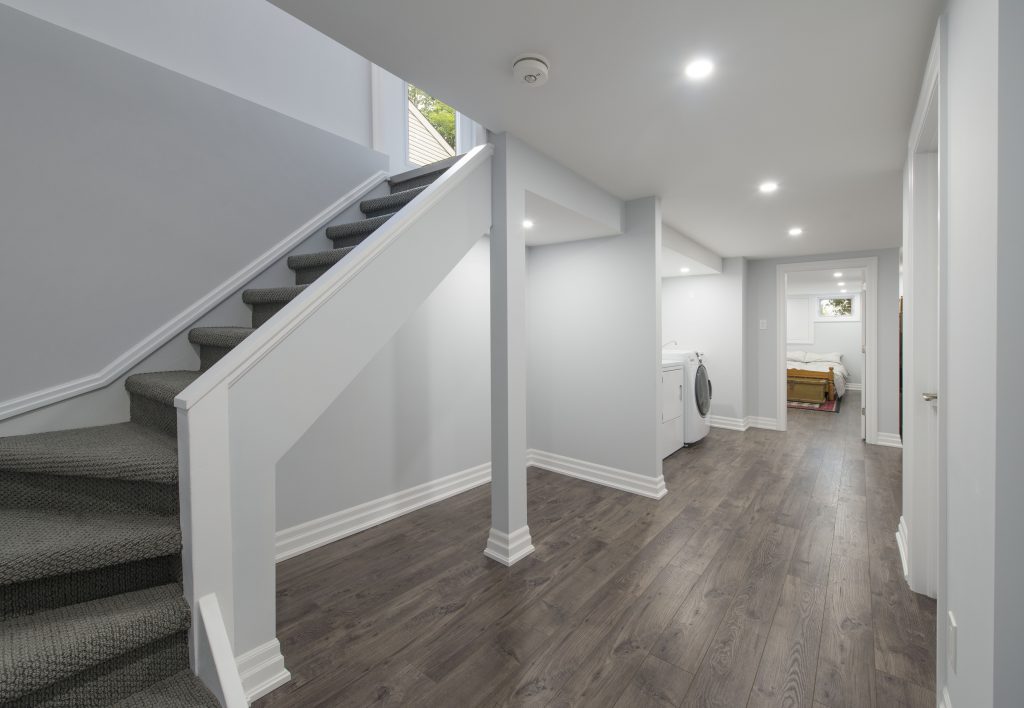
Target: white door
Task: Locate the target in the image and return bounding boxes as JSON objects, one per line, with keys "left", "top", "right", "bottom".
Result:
{"left": 861, "top": 287, "right": 867, "bottom": 440}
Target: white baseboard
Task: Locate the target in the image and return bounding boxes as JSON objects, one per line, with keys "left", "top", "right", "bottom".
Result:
{"left": 483, "top": 525, "right": 535, "bottom": 566}
{"left": 0, "top": 172, "right": 387, "bottom": 422}
{"left": 940, "top": 686, "right": 952, "bottom": 708}
{"left": 275, "top": 462, "right": 490, "bottom": 562}
{"left": 236, "top": 639, "right": 290, "bottom": 703}
{"left": 896, "top": 516, "right": 911, "bottom": 583}
{"left": 846, "top": 382, "right": 863, "bottom": 391}
{"left": 746, "top": 416, "right": 778, "bottom": 431}
{"left": 709, "top": 415, "right": 748, "bottom": 432}
{"left": 875, "top": 432, "right": 904, "bottom": 448}
{"left": 527, "top": 449, "right": 667, "bottom": 499}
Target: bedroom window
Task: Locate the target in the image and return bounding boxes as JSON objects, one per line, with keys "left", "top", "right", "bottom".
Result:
{"left": 819, "top": 297, "right": 853, "bottom": 317}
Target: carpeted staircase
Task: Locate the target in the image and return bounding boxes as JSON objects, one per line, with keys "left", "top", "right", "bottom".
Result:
{"left": 0, "top": 157, "right": 456, "bottom": 706}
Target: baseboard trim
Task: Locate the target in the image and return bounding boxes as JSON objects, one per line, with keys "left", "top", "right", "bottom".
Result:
{"left": 0, "top": 171, "right": 388, "bottom": 422}
{"left": 746, "top": 416, "right": 778, "bottom": 431}
{"left": 846, "top": 382, "right": 863, "bottom": 391}
{"left": 896, "top": 516, "right": 911, "bottom": 583}
{"left": 875, "top": 432, "right": 904, "bottom": 448}
{"left": 940, "top": 686, "right": 952, "bottom": 708}
{"left": 275, "top": 462, "right": 491, "bottom": 562}
{"left": 483, "top": 525, "right": 535, "bottom": 566}
{"left": 236, "top": 639, "right": 290, "bottom": 703}
{"left": 709, "top": 415, "right": 748, "bottom": 432}
{"left": 527, "top": 449, "right": 667, "bottom": 499}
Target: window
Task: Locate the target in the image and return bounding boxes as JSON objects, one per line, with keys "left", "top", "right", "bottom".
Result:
{"left": 407, "top": 85, "right": 456, "bottom": 166}
{"left": 815, "top": 294, "right": 860, "bottom": 322}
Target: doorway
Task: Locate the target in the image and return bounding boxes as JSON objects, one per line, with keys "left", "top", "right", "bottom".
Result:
{"left": 775, "top": 257, "right": 880, "bottom": 441}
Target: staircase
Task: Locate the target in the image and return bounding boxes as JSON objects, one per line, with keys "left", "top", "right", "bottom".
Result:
{"left": 0, "top": 157, "right": 457, "bottom": 706}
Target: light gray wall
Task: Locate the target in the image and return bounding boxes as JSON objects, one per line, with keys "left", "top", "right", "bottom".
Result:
{"left": 745, "top": 248, "right": 900, "bottom": 433}
{"left": 796, "top": 320, "right": 864, "bottom": 385}
{"left": 0, "top": 0, "right": 373, "bottom": 144}
{"left": 944, "top": 0, "right": 1024, "bottom": 703}
{"left": 527, "top": 198, "right": 661, "bottom": 478}
{"left": 276, "top": 239, "right": 491, "bottom": 529}
{"left": 0, "top": 6, "right": 386, "bottom": 407}
{"left": 661, "top": 257, "right": 746, "bottom": 420}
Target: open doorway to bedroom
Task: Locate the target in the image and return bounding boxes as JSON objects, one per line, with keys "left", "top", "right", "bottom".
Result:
{"left": 776, "top": 257, "right": 880, "bottom": 443}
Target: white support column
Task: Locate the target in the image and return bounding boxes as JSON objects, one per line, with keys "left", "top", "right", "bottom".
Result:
{"left": 485, "top": 133, "right": 533, "bottom": 565}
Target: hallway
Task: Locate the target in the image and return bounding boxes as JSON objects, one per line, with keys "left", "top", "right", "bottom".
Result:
{"left": 259, "top": 392, "right": 936, "bottom": 707}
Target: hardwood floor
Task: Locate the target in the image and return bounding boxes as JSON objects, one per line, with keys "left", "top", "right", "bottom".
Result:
{"left": 257, "top": 393, "right": 936, "bottom": 707}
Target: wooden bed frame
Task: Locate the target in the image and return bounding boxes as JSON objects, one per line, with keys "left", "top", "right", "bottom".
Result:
{"left": 787, "top": 367, "right": 838, "bottom": 403}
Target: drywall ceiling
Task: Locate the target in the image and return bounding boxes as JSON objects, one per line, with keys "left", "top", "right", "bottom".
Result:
{"left": 662, "top": 248, "right": 718, "bottom": 278}
{"left": 524, "top": 191, "right": 617, "bottom": 247}
{"left": 786, "top": 268, "right": 866, "bottom": 295}
{"left": 272, "top": 0, "right": 943, "bottom": 260}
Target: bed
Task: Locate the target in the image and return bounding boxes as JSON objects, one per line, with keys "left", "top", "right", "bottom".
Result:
{"left": 786, "top": 351, "right": 849, "bottom": 403}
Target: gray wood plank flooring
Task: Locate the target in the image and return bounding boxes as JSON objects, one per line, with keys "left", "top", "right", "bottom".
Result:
{"left": 256, "top": 393, "right": 936, "bottom": 707}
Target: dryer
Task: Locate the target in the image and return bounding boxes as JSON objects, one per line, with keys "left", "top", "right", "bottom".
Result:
{"left": 681, "top": 351, "right": 712, "bottom": 445}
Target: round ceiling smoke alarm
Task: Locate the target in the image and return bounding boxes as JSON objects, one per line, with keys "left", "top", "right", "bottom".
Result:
{"left": 513, "top": 55, "right": 550, "bottom": 86}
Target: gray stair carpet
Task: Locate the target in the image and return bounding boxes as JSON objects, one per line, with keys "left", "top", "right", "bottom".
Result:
{"left": 0, "top": 156, "right": 456, "bottom": 706}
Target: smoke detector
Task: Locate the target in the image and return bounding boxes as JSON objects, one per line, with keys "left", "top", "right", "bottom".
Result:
{"left": 513, "top": 54, "right": 550, "bottom": 86}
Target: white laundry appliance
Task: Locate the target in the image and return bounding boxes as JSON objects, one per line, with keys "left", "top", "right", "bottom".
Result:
{"left": 681, "top": 351, "right": 712, "bottom": 445}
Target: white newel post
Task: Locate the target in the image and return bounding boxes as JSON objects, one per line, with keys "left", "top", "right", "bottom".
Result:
{"left": 485, "top": 133, "right": 533, "bottom": 565}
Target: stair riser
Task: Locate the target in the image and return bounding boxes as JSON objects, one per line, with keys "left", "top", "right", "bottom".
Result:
{"left": 360, "top": 205, "right": 404, "bottom": 219}
{"left": 328, "top": 231, "right": 374, "bottom": 249}
{"left": 129, "top": 395, "right": 176, "bottom": 437}
{"left": 198, "top": 344, "right": 234, "bottom": 370}
{"left": 1, "top": 556, "right": 179, "bottom": 622}
{"left": 251, "top": 301, "right": 290, "bottom": 328}
{"left": 293, "top": 265, "right": 330, "bottom": 285}
{"left": 13, "top": 631, "right": 190, "bottom": 707}
{"left": 390, "top": 171, "right": 444, "bottom": 192}
{"left": 0, "top": 471, "right": 177, "bottom": 516}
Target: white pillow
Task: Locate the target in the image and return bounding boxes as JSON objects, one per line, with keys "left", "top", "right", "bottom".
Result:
{"left": 787, "top": 350, "right": 807, "bottom": 362}
{"left": 806, "top": 351, "right": 842, "bottom": 364}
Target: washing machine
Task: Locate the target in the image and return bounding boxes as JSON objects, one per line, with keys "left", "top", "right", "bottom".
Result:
{"left": 681, "top": 351, "right": 712, "bottom": 445}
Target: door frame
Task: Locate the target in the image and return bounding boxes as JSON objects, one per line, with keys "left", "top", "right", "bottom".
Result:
{"left": 775, "top": 257, "right": 879, "bottom": 442}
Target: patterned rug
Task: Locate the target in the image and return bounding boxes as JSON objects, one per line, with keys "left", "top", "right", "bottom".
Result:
{"left": 787, "top": 397, "right": 841, "bottom": 413}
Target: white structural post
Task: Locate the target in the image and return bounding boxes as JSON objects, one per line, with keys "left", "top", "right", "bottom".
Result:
{"left": 485, "top": 133, "right": 534, "bottom": 565}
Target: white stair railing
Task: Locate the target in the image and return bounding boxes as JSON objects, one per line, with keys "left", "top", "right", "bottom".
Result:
{"left": 173, "top": 144, "right": 493, "bottom": 702}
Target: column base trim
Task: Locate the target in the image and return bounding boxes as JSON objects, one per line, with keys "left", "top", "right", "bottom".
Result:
{"left": 483, "top": 525, "right": 535, "bottom": 566}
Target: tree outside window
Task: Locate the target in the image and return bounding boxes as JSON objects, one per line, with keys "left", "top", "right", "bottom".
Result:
{"left": 408, "top": 85, "right": 456, "bottom": 149}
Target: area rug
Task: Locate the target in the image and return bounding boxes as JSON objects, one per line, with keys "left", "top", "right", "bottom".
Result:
{"left": 787, "top": 397, "right": 841, "bottom": 413}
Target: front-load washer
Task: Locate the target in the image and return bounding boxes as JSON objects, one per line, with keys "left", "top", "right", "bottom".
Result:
{"left": 681, "top": 351, "right": 712, "bottom": 445}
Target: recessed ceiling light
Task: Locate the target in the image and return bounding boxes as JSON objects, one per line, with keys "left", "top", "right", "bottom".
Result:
{"left": 840, "top": 289, "right": 848, "bottom": 293}
{"left": 522, "top": 219, "right": 534, "bottom": 229}
{"left": 680, "top": 267, "right": 691, "bottom": 273}
{"left": 837, "top": 282, "right": 845, "bottom": 286}
{"left": 833, "top": 272, "right": 843, "bottom": 277}
{"left": 788, "top": 227, "right": 803, "bottom": 237}
{"left": 684, "top": 57, "right": 715, "bottom": 81}
{"left": 759, "top": 180, "right": 779, "bottom": 194}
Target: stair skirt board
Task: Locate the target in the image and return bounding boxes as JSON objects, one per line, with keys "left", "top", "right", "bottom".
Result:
{"left": 527, "top": 449, "right": 668, "bottom": 500}
{"left": 275, "top": 463, "right": 492, "bottom": 562}
{"left": 0, "top": 171, "right": 387, "bottom": 422}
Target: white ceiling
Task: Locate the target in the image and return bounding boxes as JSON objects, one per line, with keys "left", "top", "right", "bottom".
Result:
{"left": 273, "top": 0, "right": 942, "bottom": 260}
{"left": 786, "top": 268, "right": 865, "bottom": 296}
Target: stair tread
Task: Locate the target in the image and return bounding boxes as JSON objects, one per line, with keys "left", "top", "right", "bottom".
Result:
{"left": 0, "top": 508, "right": 181, "bottom": 586}
{"left": 187, "top": 326, "right": 254, "bottom": 348}
{"left": 112, "top": 669, "right": 220, "bottom": 707}
{"left": 0, "top": 422, "right": 177, "bottom": 484}
{"left": 0, "top": 583, "right": 189, "bottom": 701}
{"left": 241, "top": 284, "right": 308, "bottom": 304}
{"left": 326, "top": 213, "right": 392, "bottom": 240}
{"left": 287, "top": 245, "right": 356, "bottom": 270}
{"left": 124, "top": 370, "right": 201, "bottom": 407}
{"left": 388, "top": 154, "right": 460, "bottom": 186}
{"left": 359, "top": 184, "right": 427, "bottom": 214}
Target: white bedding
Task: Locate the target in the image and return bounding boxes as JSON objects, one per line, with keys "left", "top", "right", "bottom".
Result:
{"left": 787, "top": 359, "right": 848, "bottom": 397}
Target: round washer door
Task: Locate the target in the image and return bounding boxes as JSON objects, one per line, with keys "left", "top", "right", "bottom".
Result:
{"left": 694, "top": 364, "right": 711, "bottom": 417}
